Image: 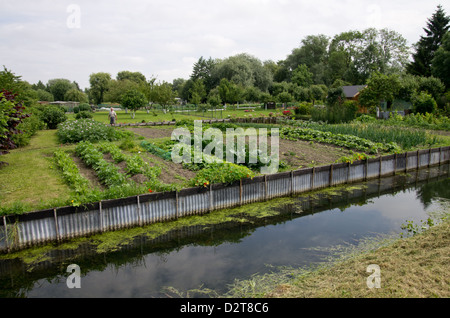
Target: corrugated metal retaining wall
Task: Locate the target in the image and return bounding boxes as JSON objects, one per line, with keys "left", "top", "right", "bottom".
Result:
{"left": 1, "top": 146, "right": 449, "bottom": 253}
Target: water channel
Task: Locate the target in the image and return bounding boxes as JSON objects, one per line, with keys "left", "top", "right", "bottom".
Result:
{"left": 0, "top": 164, "right": 449, "bottom": 298}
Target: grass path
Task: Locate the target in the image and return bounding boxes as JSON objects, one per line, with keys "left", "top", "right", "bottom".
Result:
{"left": 0, "top": 130, "right": 72, "bottom": 211}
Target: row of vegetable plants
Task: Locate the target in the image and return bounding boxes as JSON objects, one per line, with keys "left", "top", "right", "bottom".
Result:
{"left": 279, "top": 126, "right": 401, "bottom": 154}
{"left": 277, "top": 117, "right": 440, "bottom": 151}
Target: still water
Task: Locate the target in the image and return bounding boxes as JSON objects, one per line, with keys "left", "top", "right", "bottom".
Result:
{"left": 0, "top": 165, "right": 449, "bottom": 298}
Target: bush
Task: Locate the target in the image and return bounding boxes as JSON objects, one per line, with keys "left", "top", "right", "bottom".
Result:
{"left": 78, "top": 103, "right": 91, "bottom": 112}
{"left": 57, "top": 118, "right": 117, "bottom": 143}
{"left": 190, "top": 162, "right": 255, "bottom": 187}
{"left": 294, "top": 103, "right": 313, "bottom": 116}
{"left": 75, "top": 111, "right": 93, "bottom": 119}
{"left": 40, "top": 105, "right": 67, "bottom": 129}
{"left": 11, "top": 112, "right": 45, "bottom": 147}
{"left": 413, "top": 92, "right": 437, "bottom": 114}
{"left": 311, "top": 101, "right": 358, "bottom": 124}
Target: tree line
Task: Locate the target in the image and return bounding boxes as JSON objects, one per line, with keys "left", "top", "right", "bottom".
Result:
{"left": 2, "top": 5, "right": 450, "bottom": 114}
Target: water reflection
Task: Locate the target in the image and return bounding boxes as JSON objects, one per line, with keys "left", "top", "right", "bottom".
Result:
{"left": 0, "top": 164, "right": 448, "bottom": 298}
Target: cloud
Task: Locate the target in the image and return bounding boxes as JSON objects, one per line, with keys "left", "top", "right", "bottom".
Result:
{"left": 1, "top": 0, "right": 449, "bottom": 89}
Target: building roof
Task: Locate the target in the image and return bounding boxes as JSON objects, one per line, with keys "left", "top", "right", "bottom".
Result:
{"left": 342, "top": 85, "right": 367, "bottom": 98}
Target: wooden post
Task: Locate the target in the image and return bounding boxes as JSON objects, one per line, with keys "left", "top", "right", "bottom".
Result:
{"left": 417, "top": 150, "right": 420, "bottom": 170}
{"left": 175, "top": 191, "right": 179, "bottom": 219}
{"left": 53, "top": 208, "right": 60, "bottom": 242}
{"left": 394, "top": 153, "right": 397, "bottom": 176}
{"left": 379, "top": 156, "right": 382, "bottom": 178}
{"left": 311, "top": 167, "right": 315, "bottom": 189}
{"left": 365, "top": 159, "right": 368, "bottom": 181}
{"left": 239, "top": 179, "right": 243, "bottom": 206}
{"left": 137, "top": 195, "right": 142, "bottom": 226}
{"left": 99, "top": 201, "right": 103, "bottom": 233}
{"left": 329, "top": 165, "right": 334, "bottom": 186}
{"left": 290, "top": 170, "right": 294, "bottom": 195}
{"left": 347, "top": 162, "right": 351, "bottom": 184}
{"left": 264, "top": 175, "right": 268, "bottom": 201}
{"left": 209, "top": 184, "right": 213, "bottom": 212}
{"left": 405, "top": 152, "right": 408, "bottom": 172}
{"left": 3, "top": 216, "right": 9, "bottom": 252}
{"left": 428, "top": 148, "right": 431, "bottom": 168}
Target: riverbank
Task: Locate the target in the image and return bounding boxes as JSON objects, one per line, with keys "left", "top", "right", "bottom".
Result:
{"left": 227, "top": 201, "right": 450, "bottom": 298}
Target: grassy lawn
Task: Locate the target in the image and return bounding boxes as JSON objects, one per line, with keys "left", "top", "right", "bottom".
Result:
{"left": 0, "top": 130, "right": 73, "bottom": 211}
{"left": 266, "top": 216, "right": 450, "bottom": 298}
{"left": 70, "top": 108, "right": 280, "bottom": 124}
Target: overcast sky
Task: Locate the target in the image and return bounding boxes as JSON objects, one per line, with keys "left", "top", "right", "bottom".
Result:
{"left": 1, "top": 0, "right": 449, "bottom": 90}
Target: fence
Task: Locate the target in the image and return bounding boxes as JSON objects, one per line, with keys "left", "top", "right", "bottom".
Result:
{"left": 113, "top": 117, "right": 278, "bottom": 127}
{"left": 1, "top": 146, "right": 449, "bottom": 253}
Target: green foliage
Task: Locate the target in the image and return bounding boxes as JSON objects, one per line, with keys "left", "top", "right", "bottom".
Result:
{"left": 121, "top": 89, "right": 148, "bottom": 117}
{"left": 289, "top": 119, "right": 434, "bottom": 150}
{"left": 57, "top": 118, "right": 117, "bottom": 143}
{"left": 39, "top": 105, "right": 67, "bottom": 129}
{"left": 0, "top": 90, "right": 31, "bottom": 154}
{"left": 384, "top": 112, "right": 450, "bottom": 130}
{"left": 190, "top": 162, "right": 255, "bottom": 187}
{"left": 294, "top": 103, "right": 313, "bottom": 115}
{"left": 75, "top": 111, "right": 93, "bottom": 119}
{"left": 46, "top": 78, "right": 77, "bottom": 101}
{"left": 89, "top": 72, "right": 112, "bottom": 105}
{"left": 431, "top": 32, "right": 450, "bottom": 88}
{"left": 413, "top": 92, "right": 438, "bottom": 114}
{"left": 54, "top": 149, "right": 90, "bottom": 195}
{"left": 280, "top": 126, "right": 401, "bottom": 154}
{"left": 11, "top": 111, "right": 45, "bottom": 147}
{"left": 75, "top": 141, "right": 127, "bottom": 188}
{"left": 335, "top": 152, "right": 374, "bottom": 164}
{"left": 291, "top": 64, "right": 313, "bottom": 87}
{"left": 311, "top": 101, "right": 358, "bottom": 124}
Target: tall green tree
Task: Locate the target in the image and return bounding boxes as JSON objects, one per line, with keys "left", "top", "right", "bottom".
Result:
{"left": 46, "top": 79, "right": 76, "bottom": 101}
{"left": 121, "top": 89, "right": 147, "bottom": 118}
{"left": 291, "top": 64, "right": 313, "bottom": 87}
{"left": 0, "top": 67, "right": 37, "bottom": 106}
{"left": 407, "top": 5, "right": 450, "bottom": 77}
{"left": 116, "top": 71, "right": 146, "bottom": 83}
{"left": 191, "top": 56, "right": 218, "bottom": 94}
{"left": 285, "top": 34, "right": 330, "bottom": 84}
{"left": 64, "top": 88, "right": 88, "bottom": 103}
{"left": 89, "top": 72, "right": 111, "bottom": 105}
{"left": 212, "top": 53, "right": 272, "bottom": 92}
{"left": 153, "top": 81, "right": 175, "bottom": 112}
{"left": 431, "top": 32, "right": 450, "bottom": 88}
{"left": 359, "top": 72, "right": 401, "bottom": 109}
{"left": 189, "top": 79, "right": 207, "bottom": 105}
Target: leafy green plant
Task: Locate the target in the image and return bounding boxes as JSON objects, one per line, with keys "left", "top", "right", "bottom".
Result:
{"left": 190, "top": 162, "right": 255, "bottom": 187}
{"left": 57, "top": 118, "right": 117, "bottom": 143}
{"left": 75, "top": 141, "right": 127, "bottom": 188}
{"left": 40, "top": 105, "right": 67, "bottom": 129}
{"left": 280, "top": 126, "right": 401, "bottom": 154}
{"left": 54, "top": 149, "right": 90, "bottom": 195}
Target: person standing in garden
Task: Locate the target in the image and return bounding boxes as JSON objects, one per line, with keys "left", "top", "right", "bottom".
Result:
{"left": 109, "top": 107, "right": 117, "bottom": 126}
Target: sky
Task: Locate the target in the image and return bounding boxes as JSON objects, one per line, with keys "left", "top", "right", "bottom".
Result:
{"left": 1, "top": 0, "right": 449, "bottom": 90}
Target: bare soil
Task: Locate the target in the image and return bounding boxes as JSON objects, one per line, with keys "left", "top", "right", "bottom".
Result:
{"left": 72, "top": 126, "right": 355, "bottom": 190}
{"left": 71, "top": 155, "right": 105, "bottom": 190}
{"left": 126, "top": 126, "right": 175, "bottom": 139}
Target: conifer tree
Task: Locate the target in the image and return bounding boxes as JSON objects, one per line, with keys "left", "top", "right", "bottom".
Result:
{"left": 407, "top": 5, "right": 450, "bottom": 77}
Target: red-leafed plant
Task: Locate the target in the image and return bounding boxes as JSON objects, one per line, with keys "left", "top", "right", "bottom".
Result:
{"left": 0, "top": 89, "right": 30, "bottom": 158}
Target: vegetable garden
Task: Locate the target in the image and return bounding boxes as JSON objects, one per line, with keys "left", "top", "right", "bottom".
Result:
{"left": 1, "top": 111, "right": 449, "bottom": 216}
